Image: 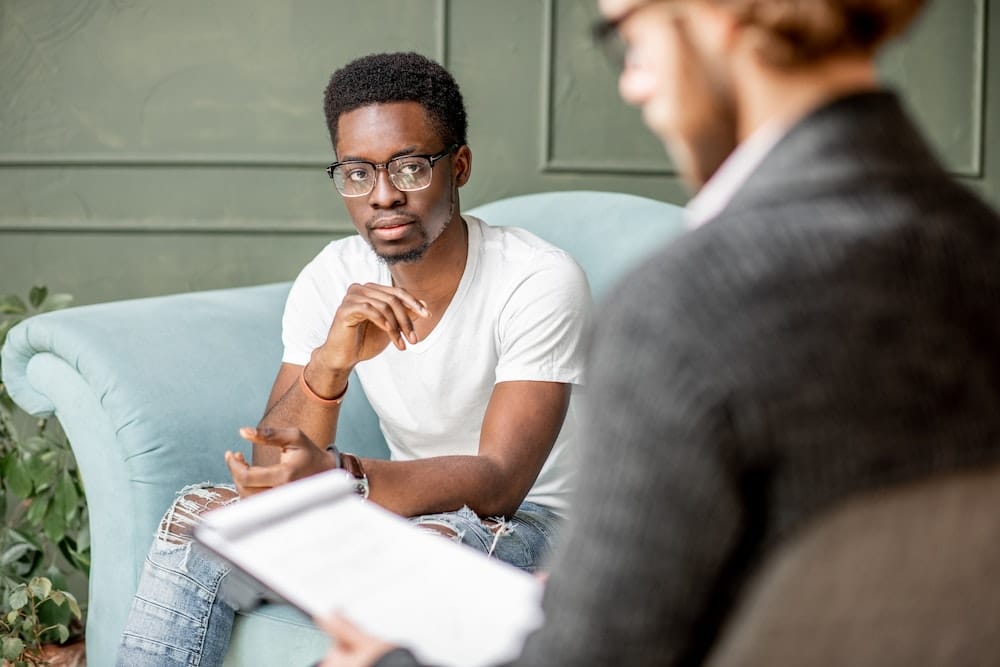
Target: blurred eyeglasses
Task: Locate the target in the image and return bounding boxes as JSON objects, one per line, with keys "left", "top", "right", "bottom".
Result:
{"left": 591, "top": 0, "right": 671, "bottom": 68}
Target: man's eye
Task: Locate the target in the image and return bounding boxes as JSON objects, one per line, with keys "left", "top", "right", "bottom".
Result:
{"left": 347, "top": 168, "right": 370, "bottom": 182}
{"left": 396, "top": 162, "right": 423, "bottom": 176}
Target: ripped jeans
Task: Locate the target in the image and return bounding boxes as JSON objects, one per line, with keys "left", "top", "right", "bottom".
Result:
{"left": 117, "top": 483, "right": 561, "bottom": 666}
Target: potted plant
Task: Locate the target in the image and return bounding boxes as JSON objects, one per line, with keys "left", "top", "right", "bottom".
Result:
{"left": 0, "top": 287, "right": 89, "bottom": 666}
{"left": 0, "top": 577, "right": 82, "bottom": 667}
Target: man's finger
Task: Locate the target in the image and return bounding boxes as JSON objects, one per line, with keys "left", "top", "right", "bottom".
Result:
{"left": 239, "top": 426, "right": 312, "bottom": 447}
{"left": 361, "top": 283, "right": 431, "bottom": 319}
{"left": 317, "top": 613, "right": 367, "bottom": 650}
{"left": 224, "top": 450, "right": 241, "bottom": 476}
{"left": 224, "top": 451, "right": 255, "bottom": 497}
{"left": 228, "top": 462, "right": 286, "bottom": 489}
{"left": 362, "top": 289, "right": 425, "bottom": 345}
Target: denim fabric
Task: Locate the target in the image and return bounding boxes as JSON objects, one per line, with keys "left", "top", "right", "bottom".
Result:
{"left": 118, "top": 500, "right": 560, "bottom": 666}
{"left": 117, "top": 541, "right": 235, "bottom": 666}
{"left": 410, "top": 502, "right": 561, "bottom": 573}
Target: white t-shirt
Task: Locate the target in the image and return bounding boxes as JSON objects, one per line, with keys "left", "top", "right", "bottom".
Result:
{"left": 281, "top": 216, "right": 591, "bottom": 514}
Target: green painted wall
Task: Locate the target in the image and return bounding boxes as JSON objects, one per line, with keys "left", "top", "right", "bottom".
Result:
{"left": 2, "top": 0, "right": 997, "bottom": 306}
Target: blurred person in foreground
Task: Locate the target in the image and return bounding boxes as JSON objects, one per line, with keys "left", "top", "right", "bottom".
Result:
{"left": 321, "top": 0, "right": 1000, "bottom": 664}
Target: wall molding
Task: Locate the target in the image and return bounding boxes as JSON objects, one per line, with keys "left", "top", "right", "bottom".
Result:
{"left": 0, "top": 218, "right": 355, "bottom": 235}
{"left": 957, "top": 0, "right": 986, "bottom": 178}
{"left": 0, "top": 0, "right": 450, "bottom": 172}
{"left": 538, "top": 0, "right": 678, "bottom": 177}
{"left": 539, "top": 0, "right": 988, "bottom": 180}
{"left": 436, "top": 0, "right": 449, "bottom": 67}
{"left": 0, "top": 154, "right": 329, "bottom": 168}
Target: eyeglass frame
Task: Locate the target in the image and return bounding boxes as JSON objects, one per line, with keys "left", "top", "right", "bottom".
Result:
{"left": 325, "top": 144, "right": 459, "bottom": 197}
{"left": 590, "top": 0, "right": 671, "bottom": 67}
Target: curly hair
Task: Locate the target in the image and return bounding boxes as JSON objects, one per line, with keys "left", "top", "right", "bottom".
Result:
{"left": 323, "top": 52, "right": 468, "bottom": 150}
{"left": 720, "top": 0, "right": 928, "bottom": 66}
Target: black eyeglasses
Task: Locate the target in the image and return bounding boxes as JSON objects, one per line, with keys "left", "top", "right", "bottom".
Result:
{"left": 591, "top": 0, "right": 671, "bottom": 67}
{"left": 326, "top": 144, "right": 458, "bottom": 197}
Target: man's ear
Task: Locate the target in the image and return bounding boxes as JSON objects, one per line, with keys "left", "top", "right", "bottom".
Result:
{"left": 453, "top": 145, "right": 472, "bottom": 187}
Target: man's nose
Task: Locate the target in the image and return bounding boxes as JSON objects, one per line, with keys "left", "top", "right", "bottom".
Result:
{"left": 618, "top": 56, "right": 656, "bottom": 107}
{"left": 367, "top": 167, "right": 405, "bottom": 208}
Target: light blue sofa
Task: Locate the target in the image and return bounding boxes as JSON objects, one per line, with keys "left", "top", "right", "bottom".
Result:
{"left": 2, "top": 191, "right": 684, "bottom": 666}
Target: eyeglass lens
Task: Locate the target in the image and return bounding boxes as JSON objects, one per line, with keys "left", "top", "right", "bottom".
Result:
{"left": 332, "top": 156, "right": 433, "bottom": 197}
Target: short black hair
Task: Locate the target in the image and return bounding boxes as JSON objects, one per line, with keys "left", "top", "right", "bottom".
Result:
{"left": 323, "top": 52, "right": 468, "bottom": 151}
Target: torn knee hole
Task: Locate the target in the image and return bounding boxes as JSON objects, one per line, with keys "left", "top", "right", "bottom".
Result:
{"left": 157, "top": 486, "right": 239, "bottom": 545}
{"left": 483, "top": 519, "right": 505, "bottom": 535}
{"left": 415, "top": 521, "right": 461, "bottom": 541}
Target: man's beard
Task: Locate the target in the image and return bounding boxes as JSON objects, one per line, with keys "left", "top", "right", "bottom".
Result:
{"left": 663, "top": 16, "right": 739, "bottom": 191}
{"left": 376, "top": 226, "right": 430, "bottom": 265}
{"left": 372, "top": 185, "right": 456, "bottom": 265}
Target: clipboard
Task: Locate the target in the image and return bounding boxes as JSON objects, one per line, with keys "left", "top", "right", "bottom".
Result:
{"left": 194, "top": 470, "right": 544, "bottom": 667}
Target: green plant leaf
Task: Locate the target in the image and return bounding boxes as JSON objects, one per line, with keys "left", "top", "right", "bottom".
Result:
{"left": 40, "top": 566, "right": 66, "bottom": 593}
{"left": 39, "top": 294, "right": 73, "bottom": 313}
{"left": 27, "top": 577, "right": 50, "bottom": 600}
{"left": 64, "top": 592, "right": 80, "bottom": 620}
{"left": 6, "top": 528, "right": 41, "bottom": 552}
{"left": 48, "top": 591, "right": 65, "bottom": 606}
{"left": 0, "top": 295, "right": 27, "bottom": 315}
{"left": 27, "top": 287, "right": 47, "bottom": 309}
{"left": 55, "top": 623, "right": 69, "bottom": 644}
{"left": 57, "top": 530, "right": 91, "bottom": 577}
{"left": 43, "top": 502, "right": 66, "bottom": 544}
{"left": 3, "top": 455, "right": 33, "bottom": 499}
{"left": 77, "top": 522, "right": 90, "bottom": 551}
{"left": 1, "top": 531, "right": 43, "bottom": 580}
{"left": 2, "top": 636, "right": 24, "bottom": 660}
{"left": 53, "top": 476, "right": 79, "bottom": 525}
{"left": 0, "top": 544, "right": 34, "bottom": 567}
{"left": 20, "top": 437, "right": 49, "bottom": 456}
{"left": 8, "top": 587, "right": 28, "bottom": 610}
{"left": 25, "top": 494, "right": 49, "bottom": 527}
{"left": 25, "top": 454, "right": 58, "bottom": 492}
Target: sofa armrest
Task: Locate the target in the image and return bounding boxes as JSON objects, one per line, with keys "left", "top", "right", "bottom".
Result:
{"left": 1, "top": 282, "right": 386, "bottom": 666}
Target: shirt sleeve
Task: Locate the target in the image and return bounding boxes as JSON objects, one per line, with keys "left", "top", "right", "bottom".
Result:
{"left": 494, "top": 252, "right": 592, "bottom": 386}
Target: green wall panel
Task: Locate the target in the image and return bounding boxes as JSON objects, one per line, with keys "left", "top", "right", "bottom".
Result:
{"left": 0, "top": 231, "right": 338, "bottom": 306}
{"left": 1, "top": 0, "right": 998, "bottom": 306}
{"left": 2, "top": 0, "right": 445, "bottom": 158}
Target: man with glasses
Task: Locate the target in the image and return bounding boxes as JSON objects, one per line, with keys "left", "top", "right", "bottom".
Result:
{"left": 322, "top": 1, "right": 1000, "bottom": 665}
{"left": 117, "top": 51, "right": 590, "bottom": 667}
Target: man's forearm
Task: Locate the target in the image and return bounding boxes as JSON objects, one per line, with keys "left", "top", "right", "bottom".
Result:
{"left": 363, "top": 454, "right": 530, "bottom": 519}
{"left": 254, "top": 361, "right": 350, "bottom": 465}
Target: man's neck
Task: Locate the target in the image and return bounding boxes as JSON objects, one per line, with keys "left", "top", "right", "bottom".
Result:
{"left": 733, "top": 54, "right": 880, "bottom": 143}
{"left": 388, "top": 212, "right": 469, "bottom": 311}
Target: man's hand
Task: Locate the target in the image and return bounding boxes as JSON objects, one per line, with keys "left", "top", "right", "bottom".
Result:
{"left": 317, "top": 283, "right": 430, "bottom": 372}
{"left": 225, "top": 426, "right": 336, "bottom": 497}
{"left": 316, "top": 614, "right": 396, "bottom": 667}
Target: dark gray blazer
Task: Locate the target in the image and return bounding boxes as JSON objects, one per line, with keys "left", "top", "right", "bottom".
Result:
{"left": 379, "top": 91, "right": 1000, "bottom": 667}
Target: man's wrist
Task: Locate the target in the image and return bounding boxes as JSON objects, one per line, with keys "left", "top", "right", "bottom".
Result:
{"left": 302, "top": 357, "right": 351, "bottom": 401}
{"left": 325, "top": 445, "right": 369, "bottom": 498}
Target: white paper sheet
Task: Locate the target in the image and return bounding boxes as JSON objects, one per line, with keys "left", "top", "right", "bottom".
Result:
{"left": 195, "top": 470, "right": 544, "bottom": 667}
